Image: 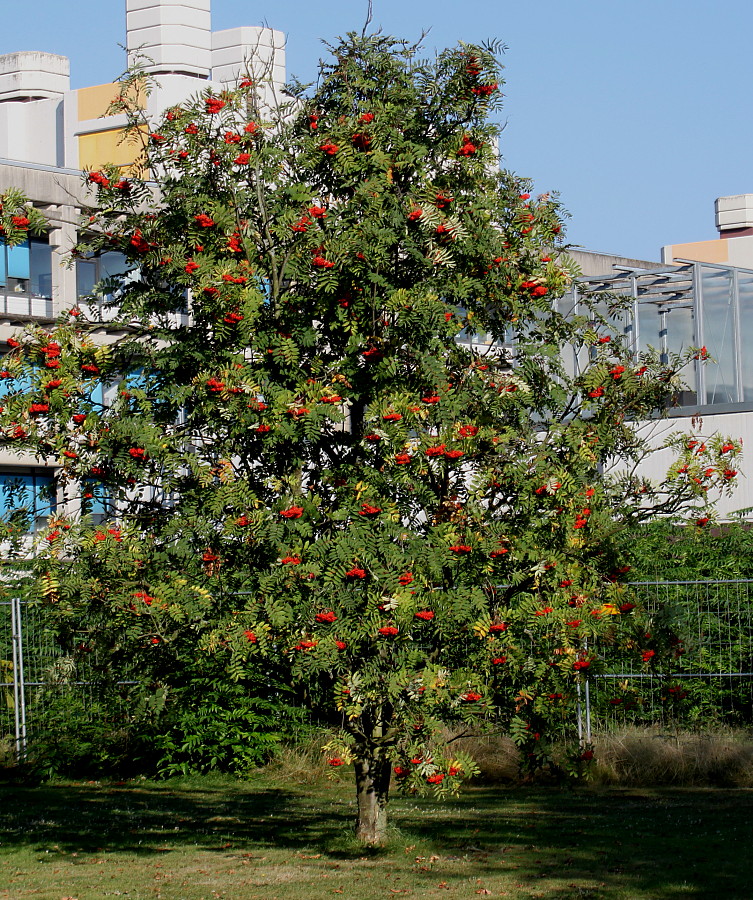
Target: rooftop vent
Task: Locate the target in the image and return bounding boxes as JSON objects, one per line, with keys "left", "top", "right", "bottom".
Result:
{"left": 716, "top": 194, "right": 753, "bottom": 238}
{"left": 0, "top": 52, "right": 70, "bottom": 102}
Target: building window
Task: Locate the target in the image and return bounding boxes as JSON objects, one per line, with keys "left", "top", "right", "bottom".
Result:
{"left": 0, "top": 235, "right": 52, "bottom": 298}
{"left": 81, "top": 478, "right": 110, "bottom": 526}
{"left": 0, "top": 361, "right": 32, "bottom": 397}
{"left": 700, "top": 266, "right": 736, "bottom": 405}
{"left": 76, "top": 251, "right": 128, "bottom": 302}
{"left": 738, "top": 271, "right": 753, "bottom": 402}
{"left": 0, "top": 470, "right": 55, "bottom": 533}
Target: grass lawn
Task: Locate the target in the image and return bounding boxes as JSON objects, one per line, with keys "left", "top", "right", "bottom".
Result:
{"left": 1, "top": 774, "right": 751, "bottom": 899}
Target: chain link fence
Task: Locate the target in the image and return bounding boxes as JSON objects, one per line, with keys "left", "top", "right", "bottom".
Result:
{"left": 1, "top": 597, "right": 138, "bottom": 763}
{"left": 4, "top": 581, "right": 753, "bottom": 763}
{"left": 0, "top": 597, "right": 25, "bottom": 761}
{"left": 586, "top": 580, "right": 753, "bottom": 734}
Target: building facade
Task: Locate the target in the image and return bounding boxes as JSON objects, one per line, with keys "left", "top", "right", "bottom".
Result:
{"left": 0, "top": 0, "right": 285, "bottom": 529}
{"left": 571, "top": 200, "right": 753, "bottom": 518}
{"left": 663, "top": 194, "right": 753, "bottom": 269}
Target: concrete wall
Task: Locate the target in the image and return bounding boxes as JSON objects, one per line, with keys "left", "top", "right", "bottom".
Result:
{"left": 614, "top": 411, "right": 753, "bottom": 519}
{"left": 566, "top": 248, "right": 664, "bottom": 278}
{"left": 662, "top": 194, "right": 753, "bottom": 268}
{"left": 662, "top": 235, "right": 753, "bottom": 268}
{"left": 0, "top": 2, "right": 289, "bottom": 172}
{"left": 0, "top": 161, "right": 89, "bottom": 206}
{"left": 212, "top": 26, "right": 286, "bottom": 110}
{"left": 0, "top": 98, "right": 63, "bottom": 167}
{"left": 0, "top": 51, "right": 69, "bottom": 102}
{"left": 126, "top": 0, "right": 212, "bottom": 79}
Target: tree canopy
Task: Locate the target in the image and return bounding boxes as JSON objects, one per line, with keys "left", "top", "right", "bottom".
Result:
{"left": 0, "top": 33, "right": 740, "bottom": 842}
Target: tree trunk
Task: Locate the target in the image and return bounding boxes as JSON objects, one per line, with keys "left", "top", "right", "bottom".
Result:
{"left": 354, "top": 753, "right": 391, "bottom": 845}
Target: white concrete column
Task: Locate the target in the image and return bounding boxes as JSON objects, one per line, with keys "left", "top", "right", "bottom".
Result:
{"left": 47, "top": 204, "right": 78, "bottom": 317}
{"left": 0, "top": 52, "right": 69, "bottom": 103}
{"left": 126, "top": 0, "right": 212, "bottom": 79}
{"left": 211, "top": 27, "right": 286, "bottom": 111}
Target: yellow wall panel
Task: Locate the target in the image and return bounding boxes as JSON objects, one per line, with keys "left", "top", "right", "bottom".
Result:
{"left": 667, "top": 240, "right": 729, "bottom": 264}
{"left": 77, "top": 83, "right": 121, "bottom": 121}
{"left": 78, "top": 129, "right": 144, "bottom": 171}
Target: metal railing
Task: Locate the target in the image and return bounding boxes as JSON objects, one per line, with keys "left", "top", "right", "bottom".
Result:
{"left": 1, "top": 598, "right": 138, "bottom": 763}
{"left": 0, "top": 292, "right": 54, "bottom": 320}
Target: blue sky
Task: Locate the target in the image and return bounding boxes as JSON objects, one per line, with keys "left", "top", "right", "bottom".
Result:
{"left": 3, "top": 0, "right": 752, "bottom": 262}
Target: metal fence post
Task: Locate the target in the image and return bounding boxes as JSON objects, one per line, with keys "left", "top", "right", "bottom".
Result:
{"left": 10, "top": 595, "right": 27, "bottom": 763}
{"left": 584, "top": 674, "right": 592, "bottom": 743}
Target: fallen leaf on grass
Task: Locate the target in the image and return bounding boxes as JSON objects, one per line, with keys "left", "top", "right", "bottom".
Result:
{"left": 476, "top": 891, "right": 492, "bottom": 896}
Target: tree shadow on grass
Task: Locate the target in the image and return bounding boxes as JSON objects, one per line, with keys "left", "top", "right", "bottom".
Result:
{"left": 2, "top": 780, "right": 753, "bottom": 898}
{"left": 389, "top": 785, "right": 753, "bottom": 899}
{"left": 0, "top": 777, "right": 355, "bottom": 856}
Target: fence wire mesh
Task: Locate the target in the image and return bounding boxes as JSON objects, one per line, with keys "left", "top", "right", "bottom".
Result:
{"left": 590, "top": 580, "right": 753, "bottom": 730}
{"left": 3, "top": 581, "right": 753, "bottom": 761}
{"left": 1, "top": 598, "right": 138, "bottom": 761}
{"left": 0, "top": 600, "right": 17, "bottom": 755}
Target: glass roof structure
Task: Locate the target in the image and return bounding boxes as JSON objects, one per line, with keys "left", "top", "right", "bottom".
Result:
{"left": 564, "top": 260, "right": 753, "bottom": 415}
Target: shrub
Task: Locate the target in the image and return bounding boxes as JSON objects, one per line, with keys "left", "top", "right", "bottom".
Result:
{"left": 24, "top": 687, "right": 144, "bottom": 778}
{"left": 150, "top": 672, "right": 303, "bottom": 777}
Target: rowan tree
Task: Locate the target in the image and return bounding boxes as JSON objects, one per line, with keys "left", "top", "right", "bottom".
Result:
{"left": 0, "top": 34, "right": 739, "bottom": 843}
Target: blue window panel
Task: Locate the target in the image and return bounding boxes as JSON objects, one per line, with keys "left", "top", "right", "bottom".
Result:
{"left": 0, "top": 236, "right": 51, "bottom": 295}
{"left": 82, "top": 478, "right": 109, "bottom": 520}
{"left": 0, "top": 471, "right": 55, "bottom": 532}
{"left": 7, "top": 241, "right": 30, "bottom": 280}
{"left": 99, "top": 251, "right": 127, "bottom": 281}
{"left": 30, "top": 237, "right": 52, "bottom": 297}
{"left": 125, "top": 367, "right": 158, "bottom": 395}
{"left": 76, "top": 259, "right": 97, "bottom": 298}
{"left": 33, "top": 475, "right": 56, "bottom": 530}
{"left": 0, "top": 474, "right": 33, "bottom": 517}
{"left": 84, "top": 381, "right": 105, "bottom": 408}
{"left": 76, "top": 251, "right": 128, "bottom": 301}
{"left": 0, "top": 368, "right": 32, "bottom": 398}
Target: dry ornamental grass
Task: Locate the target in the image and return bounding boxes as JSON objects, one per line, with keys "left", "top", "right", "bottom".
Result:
{"left": 591, "top": 726, "right": 753, "bottom": 787}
